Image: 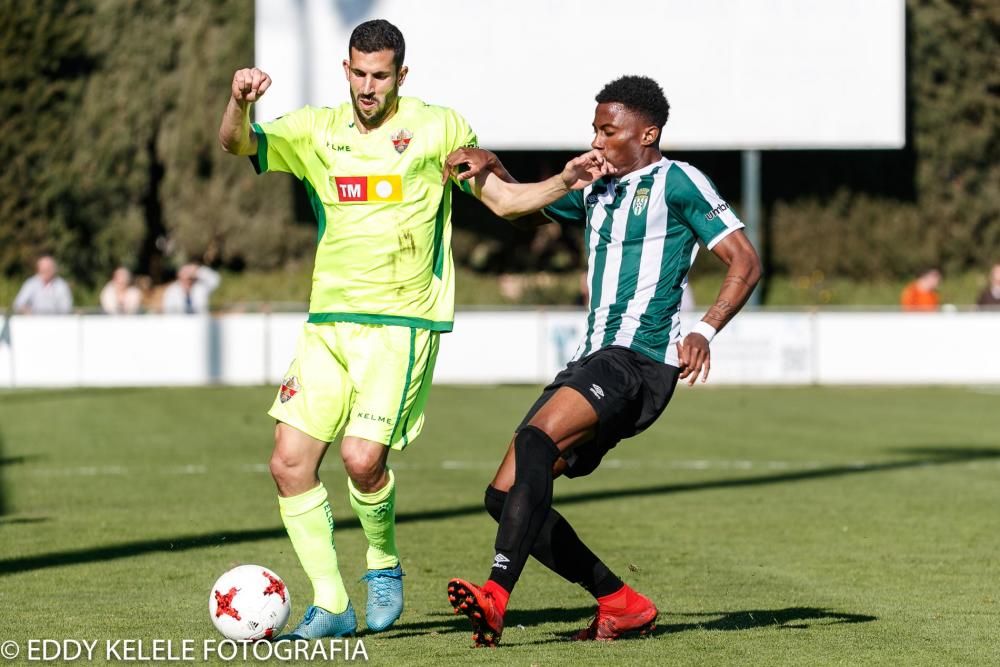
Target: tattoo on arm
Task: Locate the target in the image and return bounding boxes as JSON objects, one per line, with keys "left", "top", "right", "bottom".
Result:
{"left": 722, "top": 275, "right": 751, "bottom": 289}
{"left": 705, "top": 300, "right": 736, "bottom": 326}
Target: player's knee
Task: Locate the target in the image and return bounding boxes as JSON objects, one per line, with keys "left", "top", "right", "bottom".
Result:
{"left": 341, "top": 447, "right": 385, "bottom": 492}
{"left": 514, "top": 426, "right": 560, "bottom": 475}
{"left": 269, "top": 448, "right": 308, "bottom": 490}
{"left": 484, "top": 485, "right": 507, "bottom": 523}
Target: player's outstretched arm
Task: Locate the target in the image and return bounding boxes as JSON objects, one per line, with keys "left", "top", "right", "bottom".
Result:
{"left": 444, "top": 149, "right": 612, "bottom": 220}
{"left": 219, "top": 67, "right": 271, "bottom": 156}
{"left": 442, "top": 148, "right": 517, "bottom": 185}
{"left": 677, "top": 230, "right": 761, "bottom": 385}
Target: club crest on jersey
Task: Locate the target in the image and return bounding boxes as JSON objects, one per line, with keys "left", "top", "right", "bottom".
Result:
{"left": 391, "top": 128, "right": 413, "bottom": 154}
{"left": 279, "top": 376, "right": 300, "bottom": 403}
{"left": 632, "top": 187, "right": 650, "bottom": 215}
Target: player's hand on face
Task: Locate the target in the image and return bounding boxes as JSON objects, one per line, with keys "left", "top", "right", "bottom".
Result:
{"left": 232, "top": 68, "right": 271, "bottom": 105}
{"left": 676, "top": 333, "right": 711, "bottom": 386}
{"left": 442, "top": 148, "right": 499, "bottom": 184}
{"left": 561, "top": 149, "right": 614, "bottom": 190}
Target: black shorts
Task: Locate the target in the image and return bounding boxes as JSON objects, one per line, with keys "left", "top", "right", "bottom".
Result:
{"left": 518, "top": 346, "right": 680, "bottom": 478}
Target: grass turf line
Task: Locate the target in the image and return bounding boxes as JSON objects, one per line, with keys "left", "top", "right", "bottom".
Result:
{"left": 0, "top": 385, "right": 998, "bottom": 665}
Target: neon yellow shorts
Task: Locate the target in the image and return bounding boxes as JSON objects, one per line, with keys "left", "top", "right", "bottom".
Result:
{"left": 268, "top": 322, "right": 440, "bottom": 449}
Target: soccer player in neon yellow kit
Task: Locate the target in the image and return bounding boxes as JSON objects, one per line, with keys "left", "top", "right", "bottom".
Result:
{"left": 218, "top": 19, "right": 611, "bottom": 638}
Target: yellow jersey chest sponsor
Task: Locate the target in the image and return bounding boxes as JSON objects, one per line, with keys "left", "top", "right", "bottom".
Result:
{"left": 331, "top": 175, "right": 403, "bottom": 203}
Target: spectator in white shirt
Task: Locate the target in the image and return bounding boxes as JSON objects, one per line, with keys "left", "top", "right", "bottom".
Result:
{"left": 13, "top": 255, "right": 73, "bottom": 315}
{"left": 100, "top": 266, "right": 144, "bottom": 315}
{"left": 161, "top": 264, "right": 220, "bottom": 314}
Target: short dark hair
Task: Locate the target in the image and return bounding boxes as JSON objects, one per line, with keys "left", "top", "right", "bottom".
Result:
{"left": 349, "top": 19, "right": 406, "bottom": 69}
{"left": 595, "top": 75, "right": 670, "bottom": 128}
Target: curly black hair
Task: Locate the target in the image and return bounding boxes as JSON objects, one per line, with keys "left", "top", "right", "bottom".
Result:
{"left": 349, "top": 19, "right": 406, "bottom": 69}
{"left": 595, "top": 76, "right": 670, "bottom": 128}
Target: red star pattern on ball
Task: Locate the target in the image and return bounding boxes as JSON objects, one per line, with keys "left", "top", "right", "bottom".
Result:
{"left": 214, "top": 587, "right": 241, "bottom": 620}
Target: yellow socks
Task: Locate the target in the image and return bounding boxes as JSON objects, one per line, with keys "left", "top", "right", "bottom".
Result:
{"left": 348, "top": 469, "right": 400, "bottom": 570}
{"left": 278, "top": 483, "right": 350, "bottom": 613}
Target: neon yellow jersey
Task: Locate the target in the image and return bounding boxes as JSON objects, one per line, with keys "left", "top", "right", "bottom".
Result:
{"left": 251, "top": 97, "right": 477, "bottom": 331}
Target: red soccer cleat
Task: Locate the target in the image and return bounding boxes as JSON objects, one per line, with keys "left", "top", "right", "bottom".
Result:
{"left": 574, "top": 585, "right": 658, "bottom": 641}
{"left": 447, "top": 578, "right": 505, "bottom": 647}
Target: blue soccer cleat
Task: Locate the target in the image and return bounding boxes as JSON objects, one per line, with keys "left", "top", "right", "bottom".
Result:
{"left": 361, "top": 564, "right": 405, "bottom": 631}
{"left": 276, "top": 603, "right": 357, "bottom": 640}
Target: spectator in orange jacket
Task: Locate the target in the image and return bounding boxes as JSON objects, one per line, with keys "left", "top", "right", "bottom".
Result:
{"left": 900, "top": 268, "right": 941, "bottom": 311}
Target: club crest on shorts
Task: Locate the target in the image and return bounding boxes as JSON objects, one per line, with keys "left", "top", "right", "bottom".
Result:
{"left": 391, "top": 128, "right": 413, "bottom": 154}
{"left": 632, "top": 187, "right": 650, "bottom": 215}
{"left": 279, "top": 376, "right": 300, "bottom": 403}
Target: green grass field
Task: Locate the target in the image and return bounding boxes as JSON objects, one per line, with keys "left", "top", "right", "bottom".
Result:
{"left": 1, "top": 385, "right": 998, "bottom": 665}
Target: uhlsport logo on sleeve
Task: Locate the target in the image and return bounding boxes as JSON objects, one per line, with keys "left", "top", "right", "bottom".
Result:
{"left": 333, "top": 175, "right": 403, "bottom": 203}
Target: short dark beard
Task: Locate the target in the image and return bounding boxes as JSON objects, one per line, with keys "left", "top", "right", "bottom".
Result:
{"left": 351, "top": 90, "right": 396, "bottom": 130}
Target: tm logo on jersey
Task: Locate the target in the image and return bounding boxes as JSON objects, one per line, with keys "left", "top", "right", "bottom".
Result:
{"left": 492, "top": 554, "right": 510, "bottom": 570}
{"left": 333, "top": 175, "right": 403, "bottom": 203}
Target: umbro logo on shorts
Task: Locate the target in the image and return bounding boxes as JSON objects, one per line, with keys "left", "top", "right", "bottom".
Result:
{"left": 589, "top": 383, "right": 605, "bottom": 400}
{"left": 492, "top": 554, "right": 510, "bottom": 570}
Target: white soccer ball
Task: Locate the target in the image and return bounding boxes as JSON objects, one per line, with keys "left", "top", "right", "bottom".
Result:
{"left": 209, "top": 565, "right": 291, "bottom": 641}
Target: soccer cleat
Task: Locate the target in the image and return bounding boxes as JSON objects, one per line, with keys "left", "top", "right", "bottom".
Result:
{"left": 361, "top": 564, "right": 405, "bottom": 631}
{"left": 275, "top": 603, "right": 357, "bottom": 640}
{"left": 447, "top": 578, "right": 504, "bottom": 647}
{"left": 573, "top": 588, "right": 658, "bottom": 641}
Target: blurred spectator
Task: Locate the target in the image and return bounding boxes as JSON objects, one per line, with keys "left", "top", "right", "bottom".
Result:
{"left": 99, "top": 267, "right": 143, "bottom": 314}
{"left": 161, "top": 264, "right": 220, "bottom": 314}
{"left": 900, "top": 268, "right": 941, "bottom": 311}
{"left": 13, "top": 255, "right": 73, "bottom": 314}
{"left": 975, "top": 263, "right": 1000, "bottom": 307}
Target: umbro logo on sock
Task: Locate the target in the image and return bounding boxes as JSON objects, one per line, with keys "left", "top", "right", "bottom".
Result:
{"left": 589, "top": 383, "right": 605, "bottom": 400}
{"left": 492, "top": 554, "right": 510, "bottom": 570}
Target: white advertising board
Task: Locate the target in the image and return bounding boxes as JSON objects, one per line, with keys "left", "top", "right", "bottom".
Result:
{"left": 255, "top": 0, "right": 905, "bottom": 149}
{"left": 4, "top": 310, "right": 998, "bottom": 388}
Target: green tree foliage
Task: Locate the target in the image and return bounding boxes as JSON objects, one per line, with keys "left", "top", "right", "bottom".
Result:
{"left": 1, "top": 1, "right": 996, "bottom": 290}
{"left": 772, "top": 0, "right": 999, "bottom": 280}
{"left": 1, "top": 0, "right": 313, "bottom": 286}
{"left": 0, "top": 0, "right": 96, "bottom": 277}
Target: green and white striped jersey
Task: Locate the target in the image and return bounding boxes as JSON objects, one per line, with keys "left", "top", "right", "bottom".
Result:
{"left": 543, "top": 158, "right": 744, "bottom": 367}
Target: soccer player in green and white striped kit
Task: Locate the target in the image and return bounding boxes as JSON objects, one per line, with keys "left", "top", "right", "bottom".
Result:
{"left": 443, "top": 75, "right": 762, "bottom": 647}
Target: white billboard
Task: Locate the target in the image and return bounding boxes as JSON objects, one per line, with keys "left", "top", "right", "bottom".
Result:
{"left": 255, "top": 0, "right": 905, "bottom": 150}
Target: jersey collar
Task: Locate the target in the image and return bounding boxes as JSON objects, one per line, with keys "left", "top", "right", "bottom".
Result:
{"left": 614, "top": 157, "right": 668, "bottom": 186}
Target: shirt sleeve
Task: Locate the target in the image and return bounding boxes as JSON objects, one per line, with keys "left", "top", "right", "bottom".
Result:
{"left": 543, "top": 190, "right": 586, "bottom": 225}
{"left": 665, "top": 163, "right": 745, "bottom": 249}
{"left": 195, "top": 266, "right": 221, "bottom": 292}
{"left": 249, "top": 107, "right": 319, "bottom": 179}
{"left": 13, "top": 278, "right": 36, "bottom": 311}
{"left": 441, "top": 109, "right": 479, "bottom": 195}
{"left": 55, "top": 279, "right": 73, "bottom": 313}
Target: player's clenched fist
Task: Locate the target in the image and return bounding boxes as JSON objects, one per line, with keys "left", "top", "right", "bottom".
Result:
{"left": 231, "top": 68, "right": 271, "bottom": 105}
